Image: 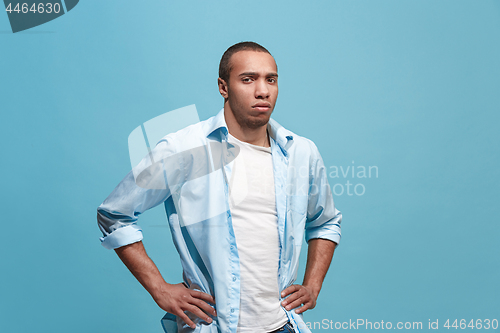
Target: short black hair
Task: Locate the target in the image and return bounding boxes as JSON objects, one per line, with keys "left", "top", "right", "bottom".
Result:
{"left": 219, "top": 41, "right": 272, "bottom": 83}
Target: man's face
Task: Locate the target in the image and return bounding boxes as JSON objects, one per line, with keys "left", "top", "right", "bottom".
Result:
{"left": 220, "top": 50, "right": 278, "bottom": 129}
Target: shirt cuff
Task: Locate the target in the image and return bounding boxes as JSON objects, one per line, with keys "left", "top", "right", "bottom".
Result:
{"left": 305, "top": 229, "right": 341, "bottom": 245}
{"left": 99, "top": 224, "right": 143, "bottom": 250}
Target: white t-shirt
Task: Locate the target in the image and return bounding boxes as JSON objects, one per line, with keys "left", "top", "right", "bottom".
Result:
{"left": 227, "top": 132, "right": 289, "bottom": 333}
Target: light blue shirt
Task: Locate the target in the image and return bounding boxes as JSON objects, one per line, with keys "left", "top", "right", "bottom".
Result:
{"left": 97, "top": 108, "right": 342, "bottom": 333}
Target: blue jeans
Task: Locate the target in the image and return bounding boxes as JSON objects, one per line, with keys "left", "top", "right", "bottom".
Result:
{"left": 268, "top": 321, "right": 294, "bottom": 333}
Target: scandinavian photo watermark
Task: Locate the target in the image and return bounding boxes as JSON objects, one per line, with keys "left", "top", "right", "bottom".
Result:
{"left": 127, "top": 105, "right": 378, "bottom": 203}
{"left": 327, "top": 162, "right": 378, "bottom": 197}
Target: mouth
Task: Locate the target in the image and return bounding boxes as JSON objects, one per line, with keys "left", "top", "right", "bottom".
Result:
{"left": 252, "top": 103, "right": 272, "bottom": 112}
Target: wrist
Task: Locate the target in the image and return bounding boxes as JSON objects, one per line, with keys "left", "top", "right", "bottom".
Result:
{"left": 149, "top": 280, "right": 171, "bottom": 300}
{"left": 302, "top": 283, "right": 321, "bottom": 299}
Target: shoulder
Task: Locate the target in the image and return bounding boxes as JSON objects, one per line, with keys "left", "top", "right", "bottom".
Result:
{"left": 155, "top": 114, "right": 217, "bottom": 149}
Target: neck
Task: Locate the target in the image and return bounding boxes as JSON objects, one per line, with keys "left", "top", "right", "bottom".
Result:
{"left": 223, "top": 105, "right": 270, "bottom": 148}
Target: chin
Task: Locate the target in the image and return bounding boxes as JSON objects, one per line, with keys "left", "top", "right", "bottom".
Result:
{"left": 245, "top": 115, "right": 271, "bottom": 129}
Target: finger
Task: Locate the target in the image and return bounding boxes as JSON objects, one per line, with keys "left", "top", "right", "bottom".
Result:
{"left": 294, "top": 301, "right": 313, "bottom": 314}
{"left": 284, "top": 294, "right": 310, "bottom": 311}
{"left": 176, "top": 310, "right": 196, "bottom": 330}
{"left": 281, "top": 285, "right": 300, "bottom": 298}
{"left": 185, "top": 304, "right": 214, "bottom": 324}
{"left": 189, "top": 297, "right": 217, "bottom": 316}
{"left": 191, "top": 290, "right": 216, "bottom": 304}
{"left": 281, "top": 287, "right": 304, "bottom": 306}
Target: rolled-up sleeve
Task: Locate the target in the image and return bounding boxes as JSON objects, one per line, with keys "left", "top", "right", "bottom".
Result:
{"left": 304, "top": 141, "right": 342, "bottom": 245}
{"left": 97, "top": 138, "right": 175, "bottom": 250}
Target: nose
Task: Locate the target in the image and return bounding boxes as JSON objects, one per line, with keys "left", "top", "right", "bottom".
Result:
{"left": 255, "top": 78, "right": 270, "bottom": 99}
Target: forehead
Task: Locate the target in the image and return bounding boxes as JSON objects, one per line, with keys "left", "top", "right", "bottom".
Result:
{"left": 229, "top": 50, "right": 277, "bottom": 75}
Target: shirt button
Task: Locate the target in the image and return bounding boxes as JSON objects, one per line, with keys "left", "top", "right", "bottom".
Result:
{"left": 230, "top": 246, "right": 234, "bottom": 250}
{"left": 232, "top": 277, "right": 236, "bottom": 281}
{"left": 231, "top": 308, "right": 234, "bottom": 313}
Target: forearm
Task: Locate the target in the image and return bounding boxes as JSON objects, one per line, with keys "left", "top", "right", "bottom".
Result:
{"left": 302, "top": 238, "right": 337, "bottom": 298}
{"left": 114, "top": 240, "right": 216, "bottom": 328}
{"left": 114, "top": 240, "right": 168, "bottom": 298}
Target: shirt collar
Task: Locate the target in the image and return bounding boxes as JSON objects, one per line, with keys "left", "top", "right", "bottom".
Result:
{"left": 204, "top": 108, "right": 294, "bottom": 156}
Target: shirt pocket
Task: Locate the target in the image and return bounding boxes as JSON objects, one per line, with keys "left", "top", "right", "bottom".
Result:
{"left": 288, "top": 195, "right": 308, "bottom": 246}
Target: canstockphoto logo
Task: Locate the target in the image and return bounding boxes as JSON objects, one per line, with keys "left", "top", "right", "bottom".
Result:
{"left": 4, "top": 0, "right": 79, "bottom": 33}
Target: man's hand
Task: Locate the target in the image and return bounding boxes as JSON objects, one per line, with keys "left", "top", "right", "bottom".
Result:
{"left": 153, "top": 282, "right": 216, "bottom": 329}
{"left": 280, "top": 284, "right": 318, "bottom": 314}
{"left": 280, "top": 238, "right": 337, "bottom": 314}
{"left": 114, "top": 241, "right": 216, "bottom": 329}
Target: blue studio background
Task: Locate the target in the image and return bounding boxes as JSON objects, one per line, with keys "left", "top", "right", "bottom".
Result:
{"left": 1, "top": 1, "right": 499, "bottom": 332}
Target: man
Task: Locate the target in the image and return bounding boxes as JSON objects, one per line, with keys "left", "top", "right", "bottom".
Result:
{"left": 97, "top": 41, "right": 342, "bottom": 333}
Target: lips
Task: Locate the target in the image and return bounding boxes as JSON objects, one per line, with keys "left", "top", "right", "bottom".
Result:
{"left": 252, "top": 103, "right": 272, "bottom": 112}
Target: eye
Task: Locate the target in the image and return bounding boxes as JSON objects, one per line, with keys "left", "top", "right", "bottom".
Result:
{"left": 242, "top": 77, "right": 253, "bottom": 83}
{"left": 267, "top": 78, "right": 277, "bottom": 83}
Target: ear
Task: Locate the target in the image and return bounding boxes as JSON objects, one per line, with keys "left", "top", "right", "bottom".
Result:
{"left": 218, "top": 78, "right": 229, "bottom": 99}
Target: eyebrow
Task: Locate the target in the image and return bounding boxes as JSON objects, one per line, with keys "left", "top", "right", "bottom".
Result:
{"left": 238, "top": 72, "right": 278, "bottom": 77}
